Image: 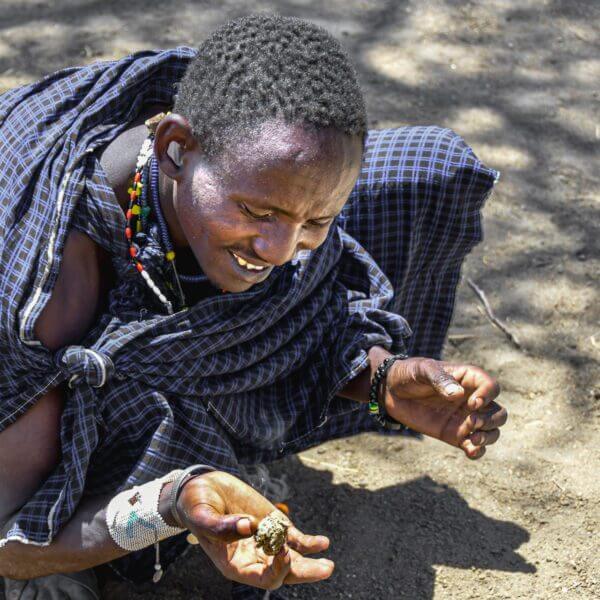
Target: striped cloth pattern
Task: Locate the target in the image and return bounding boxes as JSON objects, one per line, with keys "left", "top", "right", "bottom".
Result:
{"left": 0, "top": 48, "right": 497, "bottom": 595}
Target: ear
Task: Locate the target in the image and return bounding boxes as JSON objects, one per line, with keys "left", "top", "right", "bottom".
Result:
{"left": 153, "top": 113, "right": 200, "bottom": 180}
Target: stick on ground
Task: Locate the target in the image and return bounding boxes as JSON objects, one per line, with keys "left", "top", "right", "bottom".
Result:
{"left": 467, "top": 278, "right": 522, "bottom": 350}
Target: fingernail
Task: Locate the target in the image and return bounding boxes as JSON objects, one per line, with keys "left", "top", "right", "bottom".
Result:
{"left": 236, "top": 518, "right": 251, "bottom": 534}
{"left": 186, "top": 533, "right": 199, "bottom": 545}
{"left": 446, "top": 383, "right": 462, "bottom": 395}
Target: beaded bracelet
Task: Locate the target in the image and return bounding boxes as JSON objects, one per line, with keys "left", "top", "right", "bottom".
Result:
{"left": 369, "top": 354, "right": 408, "bottom": 431}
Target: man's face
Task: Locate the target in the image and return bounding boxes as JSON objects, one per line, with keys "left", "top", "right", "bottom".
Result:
{"left": 172, "top": 120, "right": 364, "bottom": 293}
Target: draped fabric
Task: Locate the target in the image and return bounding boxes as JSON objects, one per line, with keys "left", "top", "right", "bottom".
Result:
{"left": 0, "top": 47, "right": 497, "bottom": 594}
{"left": 0, "top": 48, "right": 409, "bottom": 542}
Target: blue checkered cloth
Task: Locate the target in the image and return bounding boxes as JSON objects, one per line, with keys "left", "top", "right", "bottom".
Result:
{"left": 0, "top": 48, "right": 497, "bottom": 595}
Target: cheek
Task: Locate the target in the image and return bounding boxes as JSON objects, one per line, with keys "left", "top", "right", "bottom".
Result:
{"left": 310, "top": 226, "right": 334, "bottom": 250}
{"left": 176, "top": 181, "right": 246, "bottom": 247}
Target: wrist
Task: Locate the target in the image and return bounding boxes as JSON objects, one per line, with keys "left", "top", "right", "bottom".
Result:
{"left": 367, "top": 346, "right": 392, "bottom": 379}
{"left": 174, "top": 474, "right": 206, "bottom": 528}
{"left": 368, "top": 352, "right": 408, "bottom": 431}
{"left": 169, "top": 466, "right": 217, "bottom": 529}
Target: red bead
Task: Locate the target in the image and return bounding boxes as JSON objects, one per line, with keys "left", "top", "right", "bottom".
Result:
{"left": 130, "top": 191, "right": 138, "bottom": 201}
{"left": 125, "top": 227, "right": 132, "bottom": 239}
{"left": 134, "top": 172, "right": 142, "bottom": 183}
{"left": 126, "top": 209, "right": 133, "bottom": 220}
{"left": 129, "top": 246, "right": 137, "bottom": 257}
{"left": 136, "top": 262, "right": 144, "bottom": 272}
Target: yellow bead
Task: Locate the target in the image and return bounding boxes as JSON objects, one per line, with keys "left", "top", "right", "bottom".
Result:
{"left": 127, "top": 187, "right": 133, "bottom": 195}
{"left": 131, "top": 205, "right": 141, "bottom": 215}
{"left": 165, "top": 251, "right": 176, "bottom": 261}
{"left": 136, "top": 220, "right": 142, "bottom": 233}
{"left": 136, "top": 183, "right": 143, "bottom": 191}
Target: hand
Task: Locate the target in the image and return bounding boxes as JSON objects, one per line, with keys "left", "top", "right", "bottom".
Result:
{"left": 384, "top": 357, "right": 507, "bottom": 459}
{"left": 177, "top": 471, "right": 334, "bottom": 590}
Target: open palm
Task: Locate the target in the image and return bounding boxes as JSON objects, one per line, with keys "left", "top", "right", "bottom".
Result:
{"left": 385, "top": 358, "right": 507, "bottom": 459}
{"left": 179, "top": 471, "right": 334, "bottom": 590}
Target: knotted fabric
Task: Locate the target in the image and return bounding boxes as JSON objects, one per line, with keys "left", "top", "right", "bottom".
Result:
{"left": 58, "top": 347, "right": 115, "bottom": 388}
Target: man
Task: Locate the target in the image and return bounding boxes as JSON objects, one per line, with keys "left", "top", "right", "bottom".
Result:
{"left": 0, "top": 14, "right": 505, "bottom": 599}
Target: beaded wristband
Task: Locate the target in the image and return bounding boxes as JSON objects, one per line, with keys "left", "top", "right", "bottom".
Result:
{"left": 369, "top": 354, "right": 408, "bottom": 431}
{"left": 106, "top": 470, "right": 185, "bottom": 583}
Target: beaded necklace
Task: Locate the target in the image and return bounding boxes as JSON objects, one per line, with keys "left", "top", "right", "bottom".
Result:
{"left": 125, "top": 117, "right": 208, "bottom": 313}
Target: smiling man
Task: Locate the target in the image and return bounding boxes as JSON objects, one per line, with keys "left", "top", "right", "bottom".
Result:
{"left": 0, "top": 14, "right": 505, "bottom": 600}
{"left": 152, "top": 118, "right": 363, "bottom": 295}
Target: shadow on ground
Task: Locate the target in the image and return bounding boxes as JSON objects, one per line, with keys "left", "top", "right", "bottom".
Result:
{"left": 98, "top": 456, "right": 534, "bottom": 600}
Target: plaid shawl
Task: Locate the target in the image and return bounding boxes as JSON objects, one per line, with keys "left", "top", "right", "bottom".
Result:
{"left": 0, "top": 48, "right": 410, "bottom": 551}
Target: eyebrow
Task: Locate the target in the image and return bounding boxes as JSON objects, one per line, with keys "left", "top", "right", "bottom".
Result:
{"left": 230, "top": 194, "right": 339, "bottom": 220}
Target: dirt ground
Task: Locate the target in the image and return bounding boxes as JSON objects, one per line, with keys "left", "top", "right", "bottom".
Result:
{"left": 1, "top": 0, "right": 598, "bottom": 598}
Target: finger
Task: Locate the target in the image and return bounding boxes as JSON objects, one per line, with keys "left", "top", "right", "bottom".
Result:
{"left": 287, "top": 526, "right": 330, "bottom": 555}
{"left": 419, "top": 360, "right": 464, "bottom": 399}
{"left": 284, "top": 552, "right": 335, "bottom": 585}
{"left": 234, "top": 546, "right": 291, "bottom": 590}
{"left": 469, "top": 428, "right": 501, "bottom": 447}
{"left": 456, "top": 412, "right": 484, "bottom": 443}
{"left": 259, "top": 545, "right": 292, "bottom": 591}
{"left": 478, "top": 403, "right": 508, "bottom": 431}
{"left": 189, "top": 503, "right": 258, "bottom": 543}
{"left": 460, "top": 438, "right": 487, "bottom": 460}
{"left": 445, "top": 365, "right": 501, "bottom": 410}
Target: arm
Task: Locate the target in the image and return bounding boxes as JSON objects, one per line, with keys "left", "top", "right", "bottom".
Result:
{"left": 336, "top": 345, "right": 390, "bottom": 403}
{"left": 0, "top": 472, "right": 334, "bottom": 590}
{"left": 0, "top": 482, "right": 177, "bottom": 579}
{"left": 336, "top": 346, "right": 508, "bottom": 460}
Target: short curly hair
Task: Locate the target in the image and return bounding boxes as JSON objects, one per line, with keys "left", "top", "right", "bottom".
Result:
{"left": 173, "top": 14, "right": 367, "bottom": 159}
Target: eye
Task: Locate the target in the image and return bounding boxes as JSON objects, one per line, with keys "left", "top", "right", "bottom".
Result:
{"left": 306, "top": 218, "right": 334, "bottom": 228}
{"left": 240, "top": 203, "right": 273, "bottom": 220}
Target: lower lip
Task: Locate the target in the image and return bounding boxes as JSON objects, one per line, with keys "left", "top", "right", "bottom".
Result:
{"left": 228, "top": 251, "right": 272, "bottom": 281}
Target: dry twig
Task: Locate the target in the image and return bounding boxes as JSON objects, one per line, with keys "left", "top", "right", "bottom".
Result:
{"left": 300, "top": 455, "right": 359, "bottom": 473}
{"left": 467, "top": 278, "right": 522, "bottom": 350}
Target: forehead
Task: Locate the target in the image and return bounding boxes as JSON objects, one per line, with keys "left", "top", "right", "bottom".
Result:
{"left": 215, "top": 120, "right": 363, "bottom": 203}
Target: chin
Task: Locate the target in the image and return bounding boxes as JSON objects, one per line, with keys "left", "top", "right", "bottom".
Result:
{"left": 221, "top": 280, "right": 254, "bottom": 293}
{"left": 204, "top": 272, "right": 253, "bottom": 294}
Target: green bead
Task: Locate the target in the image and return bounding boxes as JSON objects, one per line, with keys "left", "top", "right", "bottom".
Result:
{"left": 141, "top": 206, "right": 151, "bottom": 217}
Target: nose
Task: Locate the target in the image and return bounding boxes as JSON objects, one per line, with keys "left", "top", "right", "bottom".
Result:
{"left": 252, "top": 222, "right": 306, "bottom": 266}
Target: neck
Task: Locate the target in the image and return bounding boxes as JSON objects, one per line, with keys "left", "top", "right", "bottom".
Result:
{"left": 158, "top": 170, "right": 188, "bottom": 249}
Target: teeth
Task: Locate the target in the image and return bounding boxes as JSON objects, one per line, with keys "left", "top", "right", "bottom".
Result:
{"left": 232, "top": 252, "right": 266, "bottom": 271}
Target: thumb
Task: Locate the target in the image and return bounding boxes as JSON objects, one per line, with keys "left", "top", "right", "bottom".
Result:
{"left": 423, "top": 361, "right": 464, "bottom": 399}
{"left": 188, "top": 503, "right": 258, "bottom": 544}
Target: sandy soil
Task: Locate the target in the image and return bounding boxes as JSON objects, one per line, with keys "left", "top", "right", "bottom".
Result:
{"left": 1, "top": 1, "right": 598, "bottom": 598}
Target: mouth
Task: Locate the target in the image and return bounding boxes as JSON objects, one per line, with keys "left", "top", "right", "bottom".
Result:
{"left": 228, "top": 250, "right": 273, "bottom": 280}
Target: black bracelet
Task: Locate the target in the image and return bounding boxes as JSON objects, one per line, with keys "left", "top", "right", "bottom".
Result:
{"left": 169, "top": 464, "right": 216, "bottom": 528}
{"left": 368, "top": 354, "right": 408, "bottom": 431}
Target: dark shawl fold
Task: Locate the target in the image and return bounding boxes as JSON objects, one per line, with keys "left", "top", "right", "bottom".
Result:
{"left": 0, "top": 48, "right": 410, "bottom": 552}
